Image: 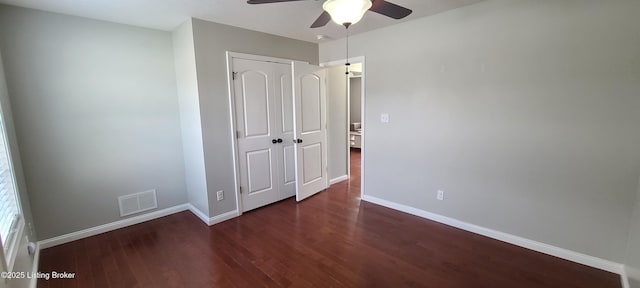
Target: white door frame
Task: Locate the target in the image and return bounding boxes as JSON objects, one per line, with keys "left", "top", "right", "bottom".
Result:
{"left": 320, "top": 56, "right": 366, "bottom": 199}
{"left": 226, "top": 51, "right": 300, "bottom": 215}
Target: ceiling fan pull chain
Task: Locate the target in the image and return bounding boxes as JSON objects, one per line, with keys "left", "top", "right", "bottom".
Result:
{"left": 345, "top": 24, "right": 350, "bottom": 75}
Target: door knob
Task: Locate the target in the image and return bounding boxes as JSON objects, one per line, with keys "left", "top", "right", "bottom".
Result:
{"left": 272, "top": 139, "right": 278, "bottom": 144}
{"left": 293, "top": 139, "right": 303, "bottom": 144}
{"left": 277, "top": 138, "right": 283, "bottom": 143}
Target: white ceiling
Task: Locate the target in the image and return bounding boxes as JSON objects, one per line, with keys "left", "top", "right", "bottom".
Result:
{"left": 0, "top": 0, "right": 483, "bottom": 43}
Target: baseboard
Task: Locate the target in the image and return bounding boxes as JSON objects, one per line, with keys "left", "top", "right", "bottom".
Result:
{"left": 329, "top": 175, "right": 349, "bottom": 185}
{"left": 208, "top": 210, "right": 239, "bottom": 225}
{"left": 29, "top": 243, "right": 40, "bottom": 288}
{"left": 38, "top": 204, "right": 189, "bottom": 249}
{"left": 187, "top": 204, "right": 210, "bottom": 225}
{"left": 187, "top": 204, "right": 238, "bottom": 226}
{"left": 361, "top": 195, "right": 625, "bottom": 275}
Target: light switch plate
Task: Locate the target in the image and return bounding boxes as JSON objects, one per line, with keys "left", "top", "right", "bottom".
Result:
{"left": 381, "top": 113, "right": 389, "bottom": 123}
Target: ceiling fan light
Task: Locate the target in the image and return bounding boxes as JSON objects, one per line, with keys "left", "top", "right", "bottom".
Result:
{"left": 322, "top": 0, "right": 372, "bottom": 26}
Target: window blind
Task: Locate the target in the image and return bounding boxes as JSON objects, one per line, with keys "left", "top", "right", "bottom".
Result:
{"left": 0, "top": 119, "right": 19, "bottom": 251}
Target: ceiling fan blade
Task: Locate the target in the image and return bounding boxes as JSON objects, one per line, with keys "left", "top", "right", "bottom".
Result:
{"left": 247, "top": 0, "right": 307, "bottom": 4}
{"left": 310, "top": 11, "right": 331, "bottom": 28}
{"left": 369, "top": 0, "right": 412, "bottom": 19}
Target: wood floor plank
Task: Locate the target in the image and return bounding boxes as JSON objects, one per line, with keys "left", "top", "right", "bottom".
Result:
{"left": 85, "top": 234, "right": 111, "bottom": 288}
{"left": 37, "top": 150, "right": 620, "bottom": 288}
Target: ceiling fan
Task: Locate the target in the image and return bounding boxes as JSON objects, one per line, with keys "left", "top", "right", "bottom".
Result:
{"left": 246, "top": 0, "right": 412, "bottom": 28}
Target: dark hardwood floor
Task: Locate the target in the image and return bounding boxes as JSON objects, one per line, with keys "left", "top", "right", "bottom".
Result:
{"left": 38, "top": 148, "right": 620, "bottom": 288}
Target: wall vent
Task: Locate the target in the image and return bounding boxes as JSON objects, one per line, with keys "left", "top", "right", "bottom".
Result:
{"left": 118, "top": 189, "right": 158, "bottom": 217}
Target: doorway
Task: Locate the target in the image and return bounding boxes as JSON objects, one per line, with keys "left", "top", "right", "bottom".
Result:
{"left": 322, "top": 58, "right": 365, "bottom": 198}
{"left": 348, "top": 65, "right": 363, "bottom": 194}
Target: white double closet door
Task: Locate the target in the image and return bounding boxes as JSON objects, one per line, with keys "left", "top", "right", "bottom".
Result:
{"left": 232, "top": 57, "right": 328, "bottom": 212}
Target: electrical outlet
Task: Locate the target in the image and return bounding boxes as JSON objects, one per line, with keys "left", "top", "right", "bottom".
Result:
{"left": 437, "top": 190, "right": 444, "bottom": 201}
{"left": 216, "top": 190, "right": 224, "bottom": 201}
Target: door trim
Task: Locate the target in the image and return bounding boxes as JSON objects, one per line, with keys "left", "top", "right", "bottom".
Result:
{"left": 320, "top": 56, "right": 366, "bottom": 200}
{"left": 226, "top": 51, "right": 301, "bottom": 216}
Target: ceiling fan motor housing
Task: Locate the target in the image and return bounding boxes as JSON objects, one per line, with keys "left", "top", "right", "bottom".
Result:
{"left": 246, "top": 0, "right": 412, "bottom": 29}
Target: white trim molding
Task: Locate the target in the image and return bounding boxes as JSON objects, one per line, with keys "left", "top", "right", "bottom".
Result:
{"left": 38, "top": 204, "right": 241, "bottom": 250}
{"left": 5, "top": 219, "right": 25, "bottom": 271}
{"left": 183, "top": 204, "right": 239, "bottom": 226}
{"left": 28, "top": 243, "right": 40, "bottom": 288}
{"left": 38, "top": 204, "right": 189, "bottom": 249}
{"left": 188, "top": 204, "right": 211, "bottom": 225}
{"left": 329, "top": 175, "right": 349, "bottom": 185}
{"left": 361, "top": 195, "right": 625, "bottom": 275}
{"left": 227, "top": 51, "right": 295, "bottom": 65}
{"left": 209, "top": 210, "right": 239, "bottom": 226}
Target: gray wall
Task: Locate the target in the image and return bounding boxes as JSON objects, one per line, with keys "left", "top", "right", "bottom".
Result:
{"left": 327, "top": 65, "right": 348, "bottom": 180}
{"left": 172, "top": 20, "right": 209, "bottom": 216}
{"left": 190, "top": 18, "right": 318, "bottom": 216}
{"left": 320, "top": 0, "right": 640, "bottom": 262}
{"left": 626, "top": 178, "right": 640, "bottom": 287}
{"left": 350, "top": 77, "right": 362, "bottom": 124}
{"left": 0, "top": 6, "right": 187, "bottom": 240}
{"left": 0, "top": 50, "right": 36, "bottom": 288}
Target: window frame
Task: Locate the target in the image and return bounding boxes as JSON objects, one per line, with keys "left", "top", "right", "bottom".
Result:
{"left": 0, "top": 96, "right": 24, "bottom": 272}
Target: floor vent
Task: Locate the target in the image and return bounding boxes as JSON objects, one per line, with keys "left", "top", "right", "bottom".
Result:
{"left": 118, "top": 189, "right": 158, "bottom": 217}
